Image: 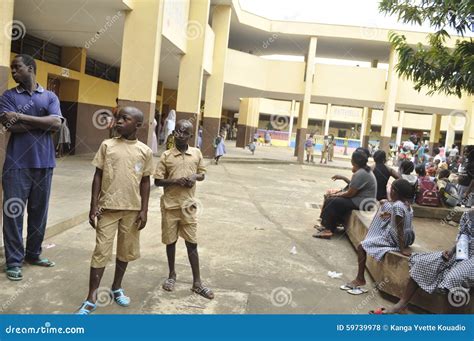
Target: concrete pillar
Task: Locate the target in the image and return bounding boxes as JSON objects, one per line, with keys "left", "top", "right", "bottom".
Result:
{"left": 202, "top": 5, "right": 231, "bottom": 158}
{"left": 61, "top": 47, "right": 86, "bottom": 73}
{"left": 445, "top": 128, "right": 455, "bottom": 151}
{"left": 361, "top": 107, "right": 374, "bottom": 148}
{"left": 324, "top": 103, "right": 331, "bottom": 136}
{"left": 395, "top": 110, "right": 405, "bottom": 146}
{"left": 288, "top": 100, "right": 296, "bottom": 146}
{"left": 461, "top": 101, "right": 474, "bottom": 151}
{"left": 429, "top": 113, "right": 442, "bottom": 153}
{"left": 118, "top": 0, "right": 164, "bottom": 147}
{"left": 296, "top": 36, "right": 317, "bottom": 163}
{"left": 379, "top": 48, "right": 399, "bottom": 153}
{"left": 0, "top": 0, "right": 14, "bottom": 244}
{"left": 360, "top": 60, "right": 378, "bottom": 148}
{"left": 236, "top": 98, "right": 259, "bottom": 148}
{"left": 176, "top": 0, "right": 210, "bottom": 147}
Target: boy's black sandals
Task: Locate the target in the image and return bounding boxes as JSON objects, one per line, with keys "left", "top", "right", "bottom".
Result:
{"left": 162, "top": 278, "right": 176, "bottom": 291}
{"left": 191, "top": 286, "right": 214, "bottom": 300}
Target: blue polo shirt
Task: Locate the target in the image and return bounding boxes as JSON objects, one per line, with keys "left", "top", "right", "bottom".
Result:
{"left": 0, "top": 84, "right": 63, "bottom": 170}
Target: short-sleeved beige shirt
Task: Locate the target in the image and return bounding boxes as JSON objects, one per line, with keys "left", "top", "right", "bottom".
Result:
{"left": 92, "top": 137, "right": 154, "bottom": 211}
{"left": 154, "top": 146, "right": 206, "bottom": 210}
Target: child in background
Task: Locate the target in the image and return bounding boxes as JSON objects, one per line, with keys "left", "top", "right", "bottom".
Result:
{"left": 320, "top": 135, "right": 329, "bottom": 164}
{"left": 214, "top": 133, "right": 226, "bottom": 165}
{"left": 437, "top": 169, "right": 460, "bottom": 207}
{"left": 305, "top": 134, "right": 315, "bottom": 163}
{"left": 76, "top": 107, "right": 153, "bottom": 315}
{"left": 248, "top": 138, "right": 257, "bottom": 155}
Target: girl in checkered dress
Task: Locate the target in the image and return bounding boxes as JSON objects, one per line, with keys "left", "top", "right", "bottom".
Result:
{"left": 369, "top": 210, "right": 473, "bottom": 314}
{"left": 342, "top": 179, "right": 415, "bottom": 294}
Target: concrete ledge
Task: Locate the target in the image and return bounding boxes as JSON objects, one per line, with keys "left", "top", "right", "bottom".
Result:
{"left": 412, "top": 204, "right": 467, "bottom": 223}
{"left": 346, "top": 211, "right": 473, "bottom": 314}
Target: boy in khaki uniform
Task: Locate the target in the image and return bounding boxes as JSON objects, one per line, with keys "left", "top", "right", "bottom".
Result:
{"left": 76, "top": 107, "right": 153, "bottom": 314}
{"left": 154, "top": 119, "right": 214, "bottom": 299}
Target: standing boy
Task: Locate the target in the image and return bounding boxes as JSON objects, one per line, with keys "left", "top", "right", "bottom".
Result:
{"left": 76, "top": 107, "right": 153, "bottom": 314}
{"left": 154, "top": 119, "right": 214, "bottom": 299}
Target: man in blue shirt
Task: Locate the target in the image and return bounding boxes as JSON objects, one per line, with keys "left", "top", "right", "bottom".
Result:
{"left": 0, "top": 54, "right": 62, "bottom": 281}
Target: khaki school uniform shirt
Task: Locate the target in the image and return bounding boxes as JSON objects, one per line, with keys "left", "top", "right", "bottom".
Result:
{"left": 92, "top": 137, "right": 154, "bottom": 211}
{"left": 154, "top": 146, "right": 206, "bottom": 210}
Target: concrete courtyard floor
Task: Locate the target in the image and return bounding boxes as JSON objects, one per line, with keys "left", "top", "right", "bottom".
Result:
{"left": 0, "top": 143, "right": 440, "bottom": 315}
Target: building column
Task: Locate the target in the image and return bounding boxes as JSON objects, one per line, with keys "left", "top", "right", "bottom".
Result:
{"left": 445, "top": 127, "right": 455, "bottom": 150}
{"left": 379, "top": 49, "right": 399, "bottom": 153}
{"left": 324, "top": 103, "right": 331, "bottom": 136}
{"left": 202, "top": 5, "right": 231, "bottom": 158}
{"left": 361, "top": 107, "right": 373, "bottom": 148}
{"left": 428, "top": 113, "right": 441, "bottom": 153}
{"left": 287, "top": 100, "right": 296, "bottom": 146}
{"left": 236, "top": 98, "right": 259, "bottom": 148}
{"left": 118, "top": 0, "right": 164, "bottom": 147}
{"left": 176, "top": 0, "right": 210, "bottom": 147}
{"left": 461, "top": 102, "right": 474, "bottom": 152}
{"left": 296, "top": 36, "right": 317, "bottom": 163}
{"left": 0, "top": 0, "right": 14, "bottom": 238}
{"left": 395, "top": 110, "right": 405, "bottom": 146}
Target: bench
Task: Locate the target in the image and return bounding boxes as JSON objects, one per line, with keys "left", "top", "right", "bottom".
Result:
{"left": 345, "top": 211, "right": 473, "bottom": 314}
{"left": 412, "top": 204, "right": 468, "bottom": 223}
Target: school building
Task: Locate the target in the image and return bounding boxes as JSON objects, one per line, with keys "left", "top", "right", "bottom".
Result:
{"left": 1, "top": 0, "right": 473, "bottom": 164}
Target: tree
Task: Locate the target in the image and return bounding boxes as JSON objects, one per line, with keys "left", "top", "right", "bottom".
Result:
{"left": 379, "top": 0, "right": 474, "bottom": 97}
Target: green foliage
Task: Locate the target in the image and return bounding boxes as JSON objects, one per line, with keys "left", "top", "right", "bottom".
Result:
{"left": 379, "top": 0, "right": 474, "bottom": 97}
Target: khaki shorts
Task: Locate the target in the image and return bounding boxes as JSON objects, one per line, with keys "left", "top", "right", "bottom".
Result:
{"left": 306, "top": 146, "right": 314, "bottom": 155}
{"left": 91, "top": 210, "right": 141, "bottom": 268}
{"left": 161, "top": 208, "right": 197, "bottom": 245}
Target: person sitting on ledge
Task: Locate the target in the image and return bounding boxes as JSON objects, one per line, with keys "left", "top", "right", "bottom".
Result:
{"left": 313, "top": 151, "right": 376, "bottom": 240}
{"left": 372, "top": 150, "right": 400, "bottom": 201}
{"left": 369, "top": 210, "right": 474, "bottom": 314}
{"left": 341, "top": 179, "right": 415, "bottom": 295}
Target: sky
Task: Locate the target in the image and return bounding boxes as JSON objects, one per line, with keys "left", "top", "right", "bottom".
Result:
{"left": 239, "top": 0, "right": 472, "bottom": 36}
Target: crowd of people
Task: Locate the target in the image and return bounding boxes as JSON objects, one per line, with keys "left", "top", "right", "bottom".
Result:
{"left": 313, "top": 145, "right": 473, "bottom": 313}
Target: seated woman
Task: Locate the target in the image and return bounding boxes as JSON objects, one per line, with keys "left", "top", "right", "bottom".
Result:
{"left": 370, "top": 210, "right": 473, "bottom": 314}
{"left": 341, "top": 179, "right": 415, "bottom": 295}
{"left": 373, "top": 150, "right": 400, "bottom": 201}
{"left": 313, "top": 151, "right": 377, "bottom": 239}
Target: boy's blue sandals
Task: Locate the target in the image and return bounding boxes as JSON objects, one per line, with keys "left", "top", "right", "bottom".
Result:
{"left": 6, "top": 266, "right": 23, "bottom": 281}
{"left": 76, "top": 301, "right": 97, "bottom": 315}
{"left": 111, "top": 288, "right": 130, "bottom": 307}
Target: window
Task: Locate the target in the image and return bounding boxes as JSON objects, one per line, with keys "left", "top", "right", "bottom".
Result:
{"left": 11, "top": 34, "right": 61, "bottom": 66}
{"left": 85, "top": 57, "right": 120, "bottom": 83}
